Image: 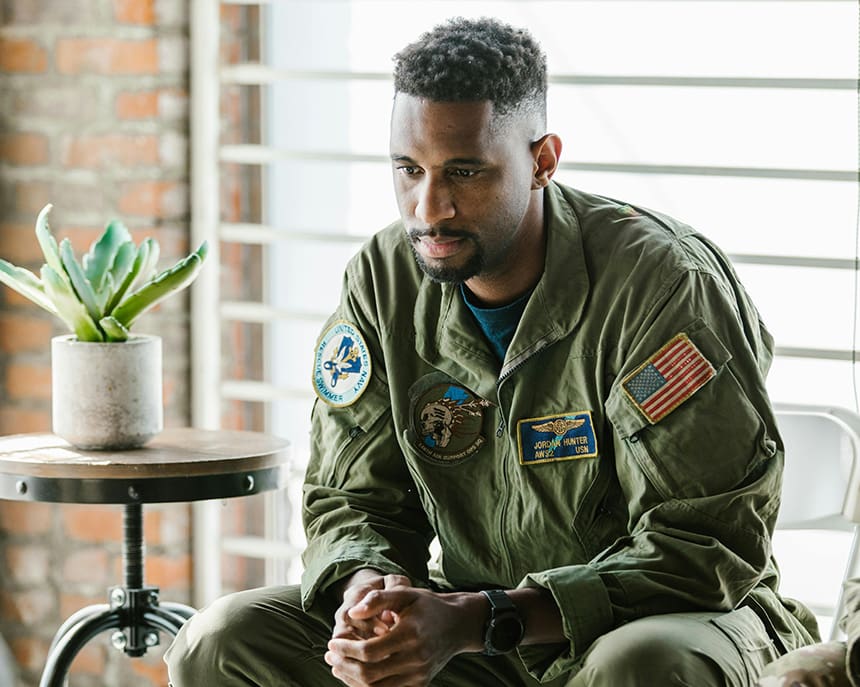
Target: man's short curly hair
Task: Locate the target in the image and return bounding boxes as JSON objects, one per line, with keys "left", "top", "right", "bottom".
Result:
{"left": 393, "top": 17, "right": 547, "bottom": 123}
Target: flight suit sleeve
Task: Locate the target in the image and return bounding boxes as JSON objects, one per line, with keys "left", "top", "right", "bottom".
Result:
{"left": 840, "top": 578, "right": 860, "bottom": 685}
{"left": 516, "top": 266, "right": 788, "bottom": 681}
{"left": 300, "top": 268, "right": 434, "bottom": 618}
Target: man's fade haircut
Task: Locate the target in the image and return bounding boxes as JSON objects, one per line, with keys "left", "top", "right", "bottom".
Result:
{"left": 393, "top": 17, "right": 547, "bottom": 127}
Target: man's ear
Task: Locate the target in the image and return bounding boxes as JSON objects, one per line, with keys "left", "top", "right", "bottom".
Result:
{"left": 530, "top": 133, "right": 562, "bottom": 189}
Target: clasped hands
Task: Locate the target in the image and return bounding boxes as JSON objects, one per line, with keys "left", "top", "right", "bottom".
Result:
{"left": 324, "top": 568, "right": 485, "bottom": 687}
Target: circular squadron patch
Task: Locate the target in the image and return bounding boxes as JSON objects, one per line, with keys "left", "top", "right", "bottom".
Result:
{"left": 412, "top": 383, "right": 488, "bottom": 463}
{"left": 313, "top": 321, "right": 372, "bottom": 407}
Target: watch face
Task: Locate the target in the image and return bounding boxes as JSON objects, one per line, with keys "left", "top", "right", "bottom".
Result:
{"left": 489, "top": 614, "right": 524, "bottom": 653}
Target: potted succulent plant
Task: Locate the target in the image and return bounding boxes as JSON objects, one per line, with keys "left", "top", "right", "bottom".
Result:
{"left": 0, "top": 204, "right": 208, "bottom": 450}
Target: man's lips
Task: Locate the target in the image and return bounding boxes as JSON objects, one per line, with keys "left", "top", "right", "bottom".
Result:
{"left": 414, "top": 235, "right": 465, "bottom": 259}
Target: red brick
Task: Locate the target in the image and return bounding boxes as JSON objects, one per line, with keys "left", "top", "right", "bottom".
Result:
{"left": 0, "top": 588, "right": 54, "bottom": 625}
{"left": 67, "top": 642, "right": 106, "bottom": 675}
{"left": 60, "top": 592, "right": 104, "bottom": 619}
{"left": 0, "top": 501, "right": 53, "bottom": 535}
{"left": 9, "top": 635, "right": 50, "bottom": 672}
{"left": 145, "top": 553, "right": 191, "bottom": 590}
{"left": 0, "top": 223, "right": 41, "bottom": 264}
{"left": 131, "top": 651, "right": 169, "bottom": 683}
{"left": 7, "top": 362, "right": 52, "bottom": 400}
{"left": 0, "top": 407, "right": 51, "bottom": 435}
{"left": 0, "top": 37, "right": 48, "bottom": 72}
{"left": 145, "top": 504, "right": 190, "bottom": 547}
{"left": 114, "top": 0, "right": 155, "bottom": 25}
{"left": 14, "top": 180, "right": 51, "bottom": 215}
{"left": 118, "top": 181, "right": 188, "bottom": 219}
{"left": 56, "top": 38, "right": 158, "bottom": 75}
{"left": 116, "top": 91, "right": 159, "bottom": 120}
{"left": 0, "top": 133, "right": 49, "bottom": 166}
{"left": 63, "top": 547, "right": 110, "bottom": 585}
{"left": 0, "top": 313, "right": 52, "bottom": 352}
{"left": 62, "top": 505, "right": 122, "bottom": 543}
{"left": 61, "top": 134, "right": 159, "bottom": 168}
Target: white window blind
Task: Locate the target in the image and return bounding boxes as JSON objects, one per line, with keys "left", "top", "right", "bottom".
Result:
{"left": 194, "top": 0, "right": 859, "bottom": 608}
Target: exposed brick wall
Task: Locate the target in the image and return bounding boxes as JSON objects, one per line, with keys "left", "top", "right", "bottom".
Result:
{"left": 0, "top": 1, "right": 194, "bottom": 685}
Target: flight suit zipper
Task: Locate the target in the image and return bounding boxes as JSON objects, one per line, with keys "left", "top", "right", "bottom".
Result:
{"left": 494, "top": 337, "right": 552, "bottom": 582}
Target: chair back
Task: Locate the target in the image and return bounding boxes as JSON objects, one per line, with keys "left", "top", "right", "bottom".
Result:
{"left": 774, "top": 403, "right": 860, "bottom": 640}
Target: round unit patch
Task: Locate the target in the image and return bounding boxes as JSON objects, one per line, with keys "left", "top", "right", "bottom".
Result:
{"left": 412, "top": 383, "right": 487, "bottom": 463}
{"left": 313, "top": 321, "right": 372, "bottom": 407}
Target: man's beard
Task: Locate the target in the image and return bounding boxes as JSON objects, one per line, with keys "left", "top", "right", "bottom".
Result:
{"left": 407, "top": 232, "right": 485, "bottom": 284}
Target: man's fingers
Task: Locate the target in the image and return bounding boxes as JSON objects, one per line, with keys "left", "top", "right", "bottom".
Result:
{"left": 382, "top": 574, "right": 411, "bottom": 589}
{"left": 326, "top": 643, "right": 427, "bottom": 687}
{"left": 347, "top": 588, "right": 416, "bottom": 620}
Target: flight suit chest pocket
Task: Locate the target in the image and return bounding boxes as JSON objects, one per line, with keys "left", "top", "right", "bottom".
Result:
{"left": 404, "top": 373, "right": 492, "bottom": 466}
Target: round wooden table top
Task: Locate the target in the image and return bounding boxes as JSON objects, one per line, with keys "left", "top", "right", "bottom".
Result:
{"left": 0, "top": 428, "right": 291, "bottom": 504}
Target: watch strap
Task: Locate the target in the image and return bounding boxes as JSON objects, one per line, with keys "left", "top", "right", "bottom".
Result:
{"left": 482, "top": 589, "right": 516, "bottom": 611}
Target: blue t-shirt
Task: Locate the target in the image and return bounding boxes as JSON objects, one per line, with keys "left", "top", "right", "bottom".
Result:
{"left": 461, "top": 284, "right": 531, "bottom": 363}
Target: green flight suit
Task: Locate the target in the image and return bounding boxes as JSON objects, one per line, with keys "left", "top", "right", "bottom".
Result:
{"left": 165, "top": 181, "right": 817, "bottom": 686}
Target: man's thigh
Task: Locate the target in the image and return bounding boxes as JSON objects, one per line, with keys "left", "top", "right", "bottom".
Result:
{"left": 165, "top": 584, "right": 337, "bottom": 687}
{"left": 570, "top": 607, "right": 780, "bottom": 687}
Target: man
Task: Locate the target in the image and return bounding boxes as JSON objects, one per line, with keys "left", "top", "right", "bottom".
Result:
{"left": 166, "top": 17, "right": 818, "bottom": 686}
{"left": 757, "top": 578, "right": 860, "bottom": 686}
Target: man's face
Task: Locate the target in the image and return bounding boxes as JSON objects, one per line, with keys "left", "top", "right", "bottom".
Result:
{"left": 389, "top": 95, "right": 539, "bottom": 285}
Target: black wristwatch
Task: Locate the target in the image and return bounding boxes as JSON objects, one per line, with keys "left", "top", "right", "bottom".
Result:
{"left": 481, "top": 589, "right": 524, "bottom": 655}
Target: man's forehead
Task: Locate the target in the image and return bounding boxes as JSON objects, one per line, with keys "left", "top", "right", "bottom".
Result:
{"left": 389, "top": 94, "right": 502, "bottom": 153}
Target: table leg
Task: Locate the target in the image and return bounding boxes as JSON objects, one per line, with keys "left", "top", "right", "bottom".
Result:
{"left": 39, "top": 503, "right": 198, "bottom": 686}
{"left": 160, "top": 601, "right": 196, "bottom": 620}
{"left": 39, "top": 607, "right": 121, "bottom": 687}
{"left": 47, "top": 604, "right": 110, "bottom": 655}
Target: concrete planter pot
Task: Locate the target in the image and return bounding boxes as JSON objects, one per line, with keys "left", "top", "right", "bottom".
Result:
{"left": 51, "top": 334, "right": 163, "bottom": 450}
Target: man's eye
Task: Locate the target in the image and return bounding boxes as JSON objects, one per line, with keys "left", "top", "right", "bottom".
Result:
{"left": 397, "top": 166, "right": 420, "bottom": 175}
{"left": 450, "top": 168, "right": 478, "bottom": 178}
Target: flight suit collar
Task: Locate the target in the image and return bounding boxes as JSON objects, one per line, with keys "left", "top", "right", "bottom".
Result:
{"left": 414, "top": 182, "right": 590, "bottom": 394}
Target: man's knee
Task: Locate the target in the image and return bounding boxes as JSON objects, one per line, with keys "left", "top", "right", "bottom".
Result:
{"left": 165, "top": 585, "right": 321, "bottom": 686}
{"left": 576, "top": 620, "right": 722, "bottom": 685}
{"left": 573, "top": 610, "right": 777, "bottom": 687}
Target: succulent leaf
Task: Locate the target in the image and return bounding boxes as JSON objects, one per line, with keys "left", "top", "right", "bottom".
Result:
{"left": 100, "top": 316, "right": 129, "bottom": 342}
{"left": 128, "top": 237, "right": 159, "bottom": 295}
{"left": 34, "top": 204, "right": 66, "bottom": 279}
{"left": 112, "top": 242, "right": 207, "bottom": 328}
{"left": 109, "top": 241, "right": 136, "bottom": 290}
{"left": 41, "top": 265, "right": 104, "bottom": 342}
{"left": 60, "top": 238, "right": 102, "bottom": 322}
{"left": 83, "top": 219, "right": 132, "bottom": 292}
{"left": 105, "top": 242, "right": 143, "bottom": 314}
{"left": 0, "top": 259, "right": 57, "bottom": 315}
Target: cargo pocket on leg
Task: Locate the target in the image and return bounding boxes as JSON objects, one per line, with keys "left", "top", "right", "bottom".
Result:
{"left": 709, "top": 607, "right": 779, "bottom": 685}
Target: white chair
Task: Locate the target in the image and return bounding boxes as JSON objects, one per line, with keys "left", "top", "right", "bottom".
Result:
{"left": 773, "top": 403, "right": 860, "bottom": 640}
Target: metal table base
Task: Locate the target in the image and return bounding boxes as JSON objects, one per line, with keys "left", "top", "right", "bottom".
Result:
{"left": 39, "top": 504, "right": 196, "bottom": 687}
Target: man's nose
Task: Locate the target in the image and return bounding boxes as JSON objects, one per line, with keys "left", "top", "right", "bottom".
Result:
{"left": 414, "top": 177, "right": 455, "bottom": 225}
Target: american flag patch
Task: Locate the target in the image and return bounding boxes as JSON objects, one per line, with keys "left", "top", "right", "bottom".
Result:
{"left": 622, "top": 333, "right": 716, "bottom": 424}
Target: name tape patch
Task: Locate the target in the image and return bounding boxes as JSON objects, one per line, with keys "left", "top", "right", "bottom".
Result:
{"left": 313, "top": 321, "right": 371, "bottom": 407}
{"left": 622, "top": 332, "right": 715, "bottom": 424}
{"left": 517, "top": 411, "right": 598, "bottom": 465}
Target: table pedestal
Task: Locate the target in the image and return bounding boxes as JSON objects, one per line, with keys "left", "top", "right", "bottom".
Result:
{"left": 39, "top": 504, "right": 196, "bottom": 687}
